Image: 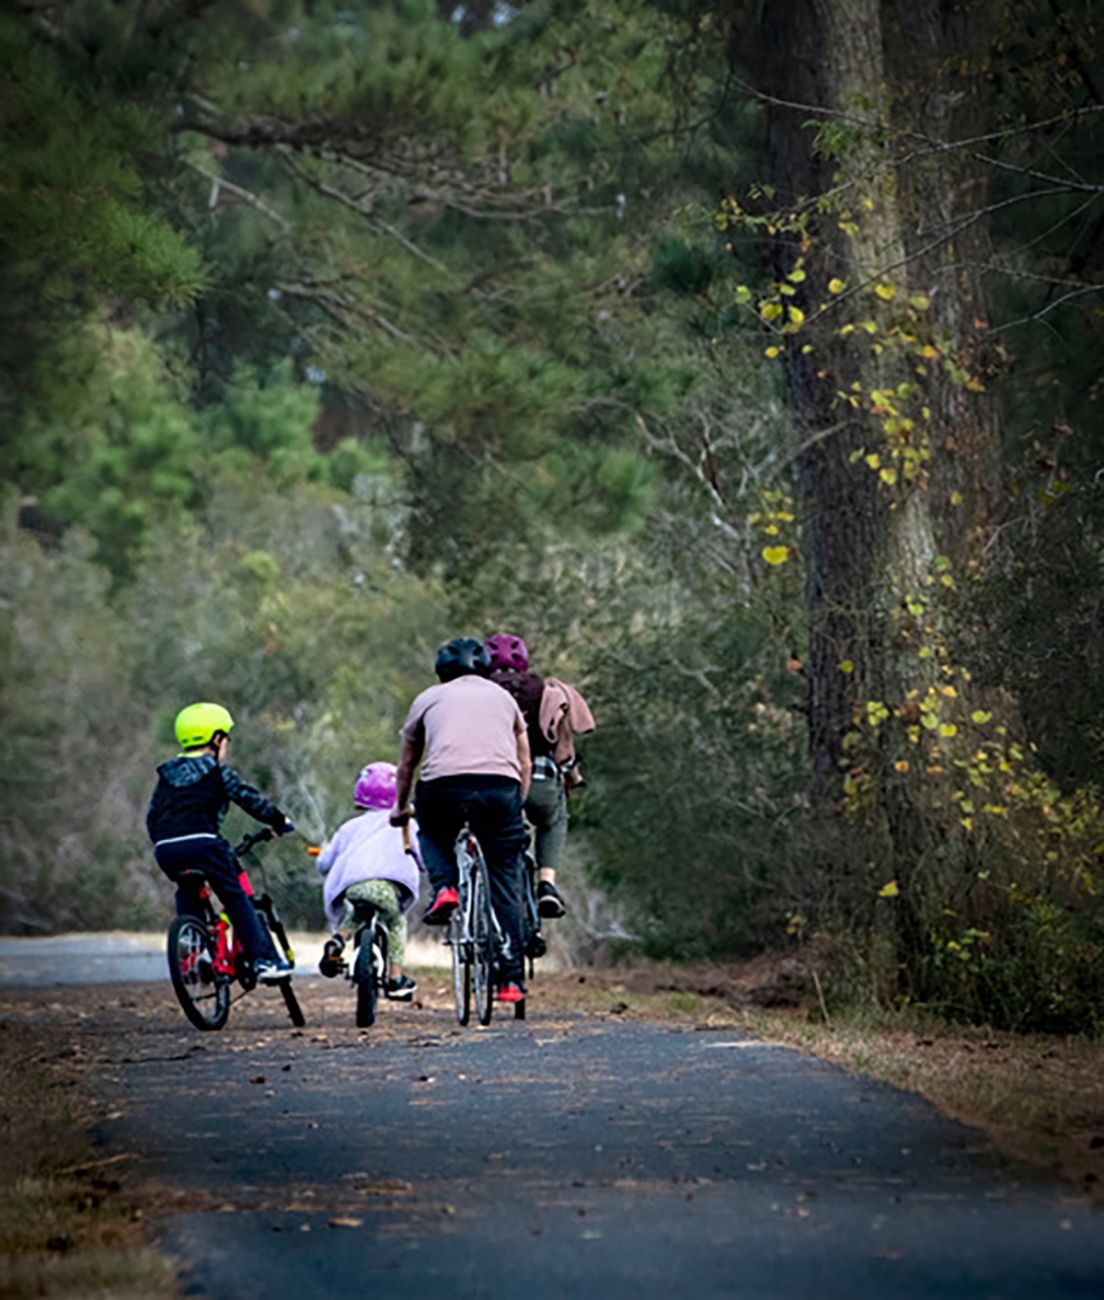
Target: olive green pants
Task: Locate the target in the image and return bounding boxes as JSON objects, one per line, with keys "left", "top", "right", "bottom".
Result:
{"left": 525, "top": 775, "right": 569, "bottom": 875}
{"left": 343, "top": 879, "right": 406, "bottom": 967}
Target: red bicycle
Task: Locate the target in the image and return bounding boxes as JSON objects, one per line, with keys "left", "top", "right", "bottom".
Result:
{"left": 166, "top": 829, "right": 304, "bottom": 1030}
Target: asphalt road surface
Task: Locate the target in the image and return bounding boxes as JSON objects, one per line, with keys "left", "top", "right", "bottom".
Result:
{"left": 14, "top": 975, "right": 1099, "bottom": 1300}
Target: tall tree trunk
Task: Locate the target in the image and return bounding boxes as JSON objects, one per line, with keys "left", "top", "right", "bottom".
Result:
{"left": 747, "top": 0, "right": 1004, "bottom": 990}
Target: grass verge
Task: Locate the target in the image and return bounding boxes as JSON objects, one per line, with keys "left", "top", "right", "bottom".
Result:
{"left": 0, "top": 1018, "right": 177, "bottom": 1298}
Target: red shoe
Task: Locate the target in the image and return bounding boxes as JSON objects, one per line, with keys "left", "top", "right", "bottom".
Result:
{"left": 497, "top": 981, "right": 526, "bottom": 1003}
{"left": 422, "top": 887, "right": 460, "bottom": 926}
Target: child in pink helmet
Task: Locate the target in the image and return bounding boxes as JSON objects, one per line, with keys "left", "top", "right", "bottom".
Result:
{"left": 314, "top": 762, "right": 421, "bottom": 1000}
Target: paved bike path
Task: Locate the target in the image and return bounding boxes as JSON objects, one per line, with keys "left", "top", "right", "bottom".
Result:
{"left": 89, "top": 991, "right": 1103, "bottom": 1299}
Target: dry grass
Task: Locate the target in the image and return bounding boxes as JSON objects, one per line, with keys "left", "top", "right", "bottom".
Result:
{"left": 0, "top": 1018, "right": 177, "bottom": 1298}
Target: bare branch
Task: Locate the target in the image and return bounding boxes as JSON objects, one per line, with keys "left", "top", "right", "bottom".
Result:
{"left": 181, "top": 159, "right": 291, "bottom": 232}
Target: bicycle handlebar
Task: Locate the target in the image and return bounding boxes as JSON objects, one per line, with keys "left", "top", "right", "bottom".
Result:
{"left": 234, "top": 827, "right": 276, "bottom": 856}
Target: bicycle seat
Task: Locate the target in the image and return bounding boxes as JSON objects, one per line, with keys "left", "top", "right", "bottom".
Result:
{"left": 176, "top": 869, "right": 207, "bottom": 884}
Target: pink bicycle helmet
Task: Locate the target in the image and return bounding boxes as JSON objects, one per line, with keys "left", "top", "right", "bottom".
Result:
{"left": 484, "top": 633, "right": 529, "bottom": 673}
{"left": 354, "top": 761, "right": 398, "bottom": 810}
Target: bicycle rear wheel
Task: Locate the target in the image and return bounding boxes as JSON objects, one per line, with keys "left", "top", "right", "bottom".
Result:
{"left": 472, "top": 866, "right": 495, "bottom": 1026}
{"left": 354, "top": 926, "right": 379, "bottom": 1028}
{"left": 167, "top": 915, "right": 230, "bottom": 1031}
{"left": 449, "top": 910, "right": 471, "bottom": 1026}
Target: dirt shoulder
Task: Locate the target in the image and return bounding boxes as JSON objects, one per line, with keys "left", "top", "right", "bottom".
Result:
{"left": 0, "top": 1006, "right": 177, "bottom": 1297}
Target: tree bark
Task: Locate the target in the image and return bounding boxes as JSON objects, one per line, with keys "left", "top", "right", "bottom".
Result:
{"left": 748, "top": 0, "right": 1004, "bottom": 989}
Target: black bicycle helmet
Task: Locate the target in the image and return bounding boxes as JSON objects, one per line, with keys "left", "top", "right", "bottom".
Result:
{"left": 435, "top": 637, "right": 492, "bottom": 683}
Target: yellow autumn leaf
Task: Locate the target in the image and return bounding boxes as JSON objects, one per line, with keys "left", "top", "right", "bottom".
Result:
{"left": 761, "top": 545, "right": 791, "bottom": 566}
{"left": 970, "top": 709, "right": 992, "bottom": 725}
{"left": 879, "top": 467, "right": 898, "bottom": 486}
{"left": 828, "top": 277, "right": 846, "bottom": 294}
{"left": 939, "top": 723, "right": 958, "bottom": 738}
{"left": 734, "top": 285, "right": 753, "bottom": 304}
{"left": 787, "top": 305, "right": 805, "bottom": 326}
{"left": 878, "top": 881, "right": 900, "bottom": 898}
{"left": 864, "top": 453, "right": 881, "bottom": 470}
{"left": 838, "top": 659, "right": 855, "bottom": 674}
{"left": 764, "top": 346, "right": 780, "bottom": 358}
{"left": 760, "top": 301, "right": 783, "bottom": 322}
{"left": 874, "top": 283, "right": 896, "bottom": 301}
{"left": 909, "top": 294, "right": 931, "bottom": 310}
{"left": 893, "top": 760, "right": 910, "bottom": 773}
{"left": 787, "top": 268, "right": 807, "bottom": 283}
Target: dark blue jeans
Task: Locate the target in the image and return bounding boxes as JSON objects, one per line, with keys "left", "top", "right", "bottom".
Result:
{"left": 415, "top": 775, "right": 527, "bottom": 981}
{"left": 154, "top": 838, "right": 276, "bottom": 962}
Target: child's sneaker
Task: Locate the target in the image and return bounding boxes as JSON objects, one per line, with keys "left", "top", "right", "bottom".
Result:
{"left": 385, "top": 974, "right": 417, "bottom": 1001}
{"left": 318, "top": 935, "right": 346, "bottom": 978}
{"left": 254, "top": 957, "right": 292, "bottom": 984}
{"left": 537, "top": 880, "right": 566, "bottom": 919}
{"left": 422, "top": 887, "right": 460, "bottom": 926}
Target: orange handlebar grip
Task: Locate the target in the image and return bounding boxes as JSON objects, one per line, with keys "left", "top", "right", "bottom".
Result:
{"left": 307, "top": 846, "right": 321, "bottom": 857}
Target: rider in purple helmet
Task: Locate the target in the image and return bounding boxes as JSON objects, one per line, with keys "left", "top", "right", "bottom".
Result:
{"left": 313, "top": 761, "right": 421, "bottom": 1000}
{"left": 483, "top": 634, "right": 594, "bottom": 922}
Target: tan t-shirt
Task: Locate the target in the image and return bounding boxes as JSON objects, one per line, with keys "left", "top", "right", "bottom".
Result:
{"left": 401, "top": 676, "right": 526, "bottom": 782}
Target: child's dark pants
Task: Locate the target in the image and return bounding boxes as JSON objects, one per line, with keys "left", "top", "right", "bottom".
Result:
{"left": 154, "top": 838, "right": 277, "bottom": 962}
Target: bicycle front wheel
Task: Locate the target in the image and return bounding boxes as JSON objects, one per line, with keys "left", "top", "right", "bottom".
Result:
{"left": 167, "top": 915, "right": 230, "bottom": 1031}
{"left": 450, "top": 909, "right": 471, "bottom": 1026}
{"left": 472, "top": 867, "right": 495, "bottom": 1027}
{"left": 354, "top": 929, "right": 378, "bottom": 1028}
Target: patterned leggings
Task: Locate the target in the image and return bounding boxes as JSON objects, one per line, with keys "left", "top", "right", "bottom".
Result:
{"left": 343, "top": 879, "right": 406, "bottom": 967}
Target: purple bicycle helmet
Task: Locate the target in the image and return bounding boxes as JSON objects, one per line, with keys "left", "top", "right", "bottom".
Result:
{"left": 484, "top": 633, "right": 529, "bottom": 674}
{"left": 354, "top": 761, "right": 398, "bottom": 810}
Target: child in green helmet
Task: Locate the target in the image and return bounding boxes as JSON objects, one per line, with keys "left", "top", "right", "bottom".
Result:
{"left": 146, "top": 702, "right": 294, "bottom": 983}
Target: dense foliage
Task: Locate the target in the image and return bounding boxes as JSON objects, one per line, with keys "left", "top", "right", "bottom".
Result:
{"left": 1, "top": 1, "right": 1101, "bottom": 1031}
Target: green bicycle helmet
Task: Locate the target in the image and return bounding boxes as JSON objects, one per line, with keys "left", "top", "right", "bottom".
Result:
{"left": 174, "top": 702, "right": 235, "bottom": 750}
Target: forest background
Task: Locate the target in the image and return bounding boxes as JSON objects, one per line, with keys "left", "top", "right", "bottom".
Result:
{"left": 1, "top": 0, "right": 1101, "bottom": 1033}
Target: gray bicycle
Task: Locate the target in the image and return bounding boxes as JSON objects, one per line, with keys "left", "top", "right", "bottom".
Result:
{"left": 446, "top": 823, "right": 542, "bottom": 1026}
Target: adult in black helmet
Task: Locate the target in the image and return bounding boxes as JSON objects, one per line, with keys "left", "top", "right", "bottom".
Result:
{"left": 391, "top": 638, "right": 532, "bottom": 1003}
{"left": 434, "top": 636, "right": 492, "bottom": 682}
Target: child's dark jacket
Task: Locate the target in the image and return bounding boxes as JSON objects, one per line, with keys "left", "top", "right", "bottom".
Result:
{"left": 146, "top": 755, "right": 285, "bottom": 845}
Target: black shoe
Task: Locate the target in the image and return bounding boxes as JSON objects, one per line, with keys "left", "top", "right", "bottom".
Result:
{"left": 318, "top": 936, "right": 345, "bottom": 978}
{"left": 537, "top": 881, "right": 566, "bottom": 919}
{"left": 385, "top": 974, "right": 417, "bottom": 1001}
